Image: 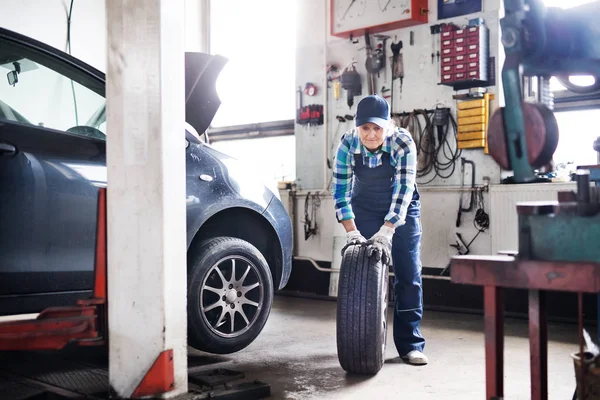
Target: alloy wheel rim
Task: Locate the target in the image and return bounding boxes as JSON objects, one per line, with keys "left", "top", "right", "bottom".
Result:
{"left": 381, "top": 269, "right": 388, "bottom": 356}
{"left": 200, "top": 255, "right": 264, "bottom": 338}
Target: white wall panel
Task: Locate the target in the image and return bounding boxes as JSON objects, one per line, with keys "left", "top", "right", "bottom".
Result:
{"left": 489, "top": 182, "right": 576, "bottom": 254}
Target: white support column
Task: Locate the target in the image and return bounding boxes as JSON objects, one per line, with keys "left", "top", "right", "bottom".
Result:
{"left": 105, "top": 1, "right": 188, "bottom": 398}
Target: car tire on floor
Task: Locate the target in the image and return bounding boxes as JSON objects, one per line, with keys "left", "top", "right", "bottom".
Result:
{"left": 336, "top": 243, "right": 389, "bottom": 375}
{"left": 187, "top": 236, "right": 274, "bottom": 354}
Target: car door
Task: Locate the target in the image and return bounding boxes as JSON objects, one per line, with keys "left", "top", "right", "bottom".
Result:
{"left": 0, "top": 33, "right": 107, "bottom": 303}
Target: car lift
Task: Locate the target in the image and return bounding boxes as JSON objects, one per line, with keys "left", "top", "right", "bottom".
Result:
{"left": 0, "top": 188, "right": 270, "bottom": 399}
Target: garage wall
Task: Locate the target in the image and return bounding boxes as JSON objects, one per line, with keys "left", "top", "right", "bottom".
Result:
{"left": 295, "top": 0, "right": 504, "bottom": 190}
{"left": 292, "top": 0, "right": 506, "bottom": 267}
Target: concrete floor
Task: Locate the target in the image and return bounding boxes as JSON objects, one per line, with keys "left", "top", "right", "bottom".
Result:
{"left": 188, "top": 295, "right": 581, "bottom": 400}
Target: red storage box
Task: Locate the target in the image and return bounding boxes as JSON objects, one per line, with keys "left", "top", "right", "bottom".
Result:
{"left": 455, "top": 45, "right": 467, "bottom": 55}
{"left": 467, "top": 35, "right": 480, "bottom": 45}
{"left": 455, "top": 63, "right": 467, "bottom": 73}
{"left": 454, "top": 29, "right": 467, "bottom": 38}
{"left": 441, "top": 73, "right": 455, "bottom": 83}
{"left": 442, "top": 47, "right": 453, "bottom": 56}
{"left": 455, "top": 72, "right": 466, "bottom": 81}
{"left": 441, "top": 30, "right": 454, "bottom": 39}
{"left": 454, "top": 54, "right": 466, "bottom": 64}
{"left": 466, "top": 26, "right": 480, "bottom": 36}
{"left": 441, "top": 56, "right": 454, "bottom": 66}
{"left": 442, "top": 39, "right": 454, "bottom": 49}
{"left": 442, "top": 65, "right": 453, "bottom": 74}
{"left": 467, "top": 61, "right": 480, "bottom": 71}
{"left": 468, "top": 69, "right": 483, "bottom": 79}
{"left": 454, "top": 37, "right": 466, "bottom": 46}
{"left": 467, "top": 43, "right": 480, "bottom": 54}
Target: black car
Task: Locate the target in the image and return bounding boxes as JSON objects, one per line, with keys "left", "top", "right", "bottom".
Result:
{"left": 0, "top": 27, "right": 293, "bottom": 355}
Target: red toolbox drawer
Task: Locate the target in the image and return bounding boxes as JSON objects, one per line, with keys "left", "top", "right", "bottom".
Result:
{"left": 441, "top": 30, "right": 454, "bottom": 39}
{"left": 454, "top": 54, "right": 466, "bottom": 64}
{"left": 467, "top": 69, "right": 483, "bottom": 80}
{"left": 455, "top": 45, "right": 467, "bottom": 55}
{"left": 441, "top": 73, "right": 455, "bottom": 83}
{"left": 467, "top": 43, "right": 480, "bottom": 54}
{"left": 455, "top": 63, "right": 467, "bottom": 73}
{"left": 467, "top": 52, "right": 479, "bottom": 61}
{"left": 441, "top": 56, "right": 454, "bottom": 66}
{"left": 467, "top": 35, "right": 480, "bottom": 45}
{"left": 466, "top": 26, "right": 480, "bottom": 36}
{"left": 442, "top": 38, "right": 454, "bottom": 49}
{"left": 454, "top": 37, "right": 466, "bottom": 46}
{"left": 454, "top": 29, "right": 467, "bottom": 38}
{"left": 467, "top": 61, "right": 480, "bottom": 71}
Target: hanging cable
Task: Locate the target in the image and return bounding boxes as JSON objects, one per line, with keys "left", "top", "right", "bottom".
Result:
{"left": 473, "top": 188, "right": 490, "bottom": 232}
{"left": 303, "top": 192, "right": 321, "bottom": 240}
{"left": 394, "top": 107, "right": 461, "bottom": 185}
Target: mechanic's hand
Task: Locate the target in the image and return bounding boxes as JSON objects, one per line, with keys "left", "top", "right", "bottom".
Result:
{"left": 346, "top": 229, "right": 367, "bottom": 245}
{"left": 368, "top": 225, "right": 394, "bottom": 265}
{"left": 341, "top": 230, "right": 367, "bottom": 256}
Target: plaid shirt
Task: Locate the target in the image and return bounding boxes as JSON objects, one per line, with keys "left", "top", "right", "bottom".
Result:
{"left": 332, "top": 127, "right": 417, "bottom": 228}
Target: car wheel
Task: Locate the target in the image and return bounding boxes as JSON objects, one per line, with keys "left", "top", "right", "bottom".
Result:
{"left": 336, "top": 244, "right": 389, "bottom": 375}
{"left": 187, "top": 236, "right": 274, "bottom": 354}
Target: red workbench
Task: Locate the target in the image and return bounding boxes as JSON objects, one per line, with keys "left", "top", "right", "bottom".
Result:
{"left": 450, "top": 253, "right": 600, "bottom": 400}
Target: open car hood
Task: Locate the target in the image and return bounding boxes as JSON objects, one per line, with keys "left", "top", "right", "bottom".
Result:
{"left": 0, "top": 27, "right": 227, "bottom": 135}
{"left": 185, "top": 52, "right": 228, "bottom": 135}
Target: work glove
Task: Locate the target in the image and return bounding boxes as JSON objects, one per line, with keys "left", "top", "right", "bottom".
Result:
{"left": 368, "top": 225, "right": 394, "bottom": 265}
{"left": 346, "top": 230, "right": 367, "bottom": 245}
{"left": 341, "top": 230, "right": 367, "bottom": 256}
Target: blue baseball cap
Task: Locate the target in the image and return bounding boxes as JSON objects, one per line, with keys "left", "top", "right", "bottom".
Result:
{"left": 355, "top": 95, "right": 390, "bottom": 128}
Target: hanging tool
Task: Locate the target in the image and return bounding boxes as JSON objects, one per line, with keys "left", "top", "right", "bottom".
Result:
{"left": 340, "top": 62, "right": 362, "bottom": 108}
{"left": 333, "top": 81, "right": 341, "bottom": 100}
{"left": 374, "top": 34, "right": 390, "bottom": 83}
{"left": 296, "top": 86, "right": 303, "bottom": 125}
{"left": 328, "top": 115, "right": 347, "bottom": 169}
{"left": 430, "top": 25, "right": 439, "bottom": 64}
{"left": 456, "top": 157, "right": 476, "bottom": 227}
{"left": 380, "top": 86, "right": 391, "bottom": 99}
{"left": 390, "top": 40, "right": 404, "bottom": 114}
{"left": 327, "top": 64, "right": 342, "bottom": 101}
{"left": 364, "top": 31, "right": 382, "bottom": 94}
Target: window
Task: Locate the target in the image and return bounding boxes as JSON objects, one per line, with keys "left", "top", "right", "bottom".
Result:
{"left": 552, "top": 109, "right": 600, "bottom": 177}
{"left": 542, "top": 0, "right": 599, "bottom": 93}
{"left": 210, "top": 135, "right": 296, "bottom": 185}
{"left": 0, "top": 50, "right": 106, "bottom": 138}
{"left": 209, "top": 0, "right": 296, "bottom": 128}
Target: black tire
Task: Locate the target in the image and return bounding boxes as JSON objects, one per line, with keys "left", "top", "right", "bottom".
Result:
{"left": 187, "top": 236, "right": 274, "bottom": 354}
{"left": 336, "top": 244, "right": 389, "bottom": 375}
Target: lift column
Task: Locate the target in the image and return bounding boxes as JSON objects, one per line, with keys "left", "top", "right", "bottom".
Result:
{"left": 105, "top": 1, "right": 188, "bottom": 398}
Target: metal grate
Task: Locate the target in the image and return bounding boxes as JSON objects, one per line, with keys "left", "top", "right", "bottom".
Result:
{"left": 0, "top": 376, "right": 47, "bottom": 400}
{"left": 28, "top": 365, "right": 108, "bottom": 396}
{"left": 1, "top": 354, "right": 109, "bottom": 397}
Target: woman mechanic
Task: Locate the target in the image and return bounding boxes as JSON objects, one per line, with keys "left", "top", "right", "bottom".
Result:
{"left": 332, "top": 94, "right": 427, "bottom": 365}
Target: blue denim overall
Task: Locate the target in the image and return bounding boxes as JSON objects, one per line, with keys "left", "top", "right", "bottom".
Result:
{"left": 351, "top": 152, "right": 425, "bottom": 356}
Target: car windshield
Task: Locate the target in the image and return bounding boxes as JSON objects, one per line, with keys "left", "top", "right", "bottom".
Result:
{"left": 0, "top": 42, "right": 107, "bottom": 137}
